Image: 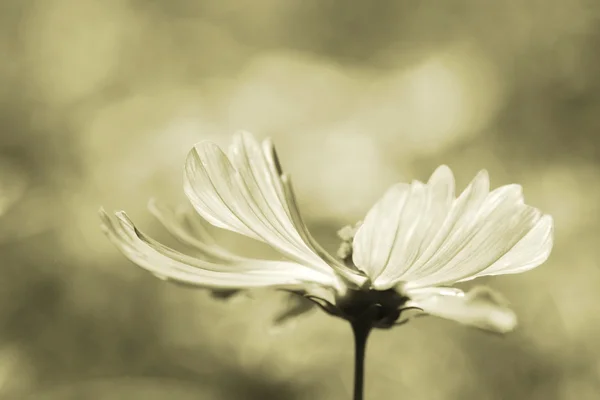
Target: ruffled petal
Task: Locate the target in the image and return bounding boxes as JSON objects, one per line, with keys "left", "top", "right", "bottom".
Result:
{"left": 262, "top": 139, "right": 365, "bottom": 284}
{"left": 352, "top": 165, "right": 469, "bottom": 288}
{"left": 464, "top": 214, "right": 553, "bottom": 280}
{"left": 148, "top": 198, "right": 245, "bottom": 263}
{"left": 278, "top": 172, "right": 367, "bottom": 286}
{"left": 99, "top": 209, "right": 337, "bottom": 290}
{"left": 371, "top": 166, "right": 456, "bottom": 288}
{"left": 183, "top": 131, "right": 362, "bottom": 286}
{"left": 183, "top": 132, "right": 331, "bottom": 272}
{"left": 406, "top": 286, "right": 517, "bottom": 333}
{"left": 352, "top": 165, "right": 553, "bottom": 290}
{"left": 351, "top": 182, "right": 413, "bottom": 280}
{"left": 406, "top": 184, "right": 547, "bottom": 288}
{"left": 393, "top": 169, "right": 490, "bottom": 283}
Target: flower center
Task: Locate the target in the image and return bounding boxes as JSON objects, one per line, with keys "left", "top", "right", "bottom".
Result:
{"left": 335, "top": 287, "right": 409, "bottom": 329}
{"left": 303, "top": 223, "right": 410, "bottom": 329}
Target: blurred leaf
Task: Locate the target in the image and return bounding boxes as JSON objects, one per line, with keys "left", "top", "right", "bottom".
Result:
{"left": 272, "top": 293, "right": 316, "bottom": 326}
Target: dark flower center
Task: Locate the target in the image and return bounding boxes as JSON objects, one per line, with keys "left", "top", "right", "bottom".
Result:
{"left": 333, "top": 287, "right": 409, "bottom": 329}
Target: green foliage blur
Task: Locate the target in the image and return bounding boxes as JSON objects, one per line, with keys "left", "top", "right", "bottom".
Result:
{"left": 0, "top": 0, "right": 599, "bottom": 398}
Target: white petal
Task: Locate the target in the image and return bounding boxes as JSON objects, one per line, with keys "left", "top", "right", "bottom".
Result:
{"left": 353, "top": 165, "right": 553, "bottom": 290}
{"left": 277, "top": 172, "right": 368, "bottom": 286}
{"left": 263, "top": 139, "right": 365, "bottom": 286}
{"left": 183, "top": 140, "right": 253, "bottom": 236}
{"left": 374, "top": 181, "right": 429, "bottom": 285}
{"left": 464, "top": 214, "right": 554, "bottom": 279}
{"left": 148, "top": 199, "right": 243, "bottom": 263}
{"left": 404, "top": 285, "right": 463, "bottom": 299}
{"left": 183, "top": 131, "right": 332, "bottom": 276}
{"left": 351, "top": 183, "right": 412, "bottom": 280}
{"left": 99, "top": 209, "right": 336, "bottom": 289}
{"left": 406, "top": 286, "right": 517, "bottom": 333}
{"left": 353, "top": 165, "right": 474, "bottom": 288}
{"left": 183, "top": 131, "right": 364, "bottom": 288}
{"left": 374, "top": 166, "right": 455, "bottom": 287}
{"left": 406, "top": 184, "right": 545, "bottom": 288}
{"left": 399, "top": 169, "right": 490, "bottom": 283}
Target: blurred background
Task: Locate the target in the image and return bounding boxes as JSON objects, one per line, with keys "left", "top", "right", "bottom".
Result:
{"left": 0, "top": 0, "right": 599, "bottom": 398}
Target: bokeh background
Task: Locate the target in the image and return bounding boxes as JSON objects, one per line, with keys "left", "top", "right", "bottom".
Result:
{"left": 0, "top": 0, "right": 599, "bottom": 398}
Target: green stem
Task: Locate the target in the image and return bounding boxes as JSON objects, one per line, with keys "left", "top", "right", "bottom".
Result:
{"left": 351, "top": 320, "right": 372, "bottom": 400}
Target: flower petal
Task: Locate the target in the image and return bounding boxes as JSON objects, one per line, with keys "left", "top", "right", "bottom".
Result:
{"left": 373, "top": 166, "right": 456, "bottom": 288}
{"left": 353, "top": 166, "right": 552, "bottom": 290}
{"left": 398, "top": 169, "right": 490, "bottom": 283}
{"left": 183, "top": 131, "right": 334, "bottom": 277}
{"left": 183, "top": 131, "right": 364, "bottom": 288}
{"left": 351, "top": 182, "right": 411, "bottom": 280}
{"left": 278, "top": 172, "right": 367, "bottom": 286}
{"left": 99, "top": 209, "right": 336, "bottom": 289}
{"left": 252, "top": 138, "right": 363, "bottom": 285}
{"left": 148, "top": 198, "right": 245, "bottom": 263}
{"left": 406, "top": 184, "right": 546, "bottom": 288}
{"left": 465, "top": 214, "right": 553, "bottom": 280}
{"left": 406, "top": 286, "right": 518, "bottom": 333}
{"left": 353, "top": 165, "right": 468, "bottom": 288}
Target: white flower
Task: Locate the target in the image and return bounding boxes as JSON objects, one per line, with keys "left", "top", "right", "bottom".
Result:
{"left": 100, "top": 131, "right": 553, "bottom": 333}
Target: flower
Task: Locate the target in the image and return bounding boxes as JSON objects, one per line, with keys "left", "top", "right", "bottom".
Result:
{"left": 100, "top": 131, "right": 553, "bottom": 334}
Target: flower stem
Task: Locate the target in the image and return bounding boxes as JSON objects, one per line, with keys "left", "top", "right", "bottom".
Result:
{"left": 350, "top": 320, "right": 372, "bottom": 400}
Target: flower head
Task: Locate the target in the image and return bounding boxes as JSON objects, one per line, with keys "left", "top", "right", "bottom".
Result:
{"left": 100, "top": 131, "right": 553, "bottom": 333}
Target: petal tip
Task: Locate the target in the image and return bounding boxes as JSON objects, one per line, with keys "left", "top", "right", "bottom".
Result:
{"left": 476, "top": 168, "right": 490, "bottom": 182}
{"left": 236, "top": 130, "right": 258, "bottom": 142}
{"left": 98, "top": 208, "right": 112, "bottom": 230}
{"left": 431, "top": 164, "right": 453, "bottom": 179}
{"left": 114, "top": 211, "right": 135, "bottom": 229}
{"left": 189, "top": 140, "right": 223, "bottom": 162}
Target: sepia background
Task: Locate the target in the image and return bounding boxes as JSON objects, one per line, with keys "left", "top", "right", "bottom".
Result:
{"left": 1, "top": 0, "right": 599, "bottom": 399}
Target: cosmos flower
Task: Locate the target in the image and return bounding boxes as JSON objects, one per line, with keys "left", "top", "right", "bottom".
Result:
{"left": 100, "top": 131, "right": 553, "bottom": 334}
